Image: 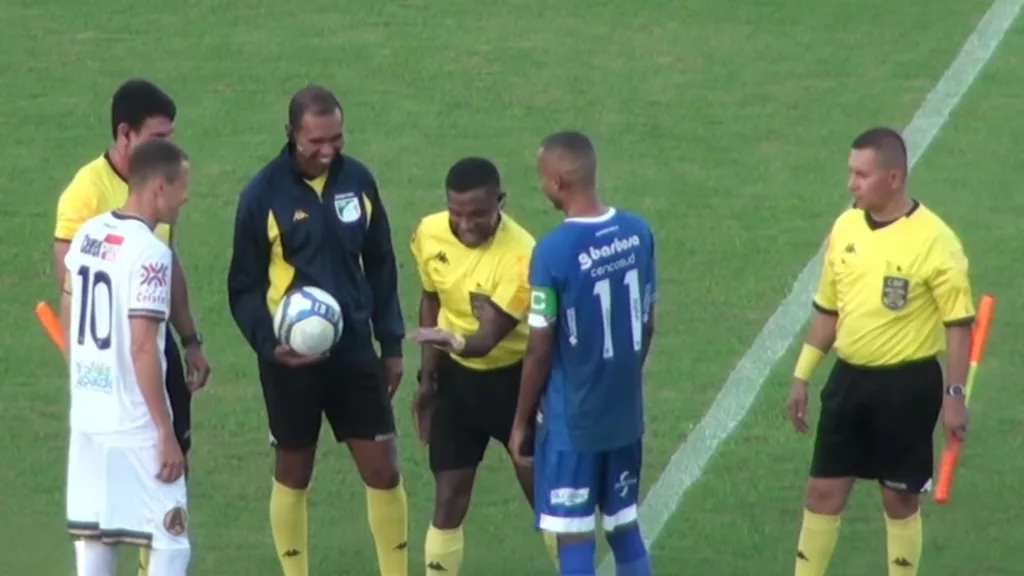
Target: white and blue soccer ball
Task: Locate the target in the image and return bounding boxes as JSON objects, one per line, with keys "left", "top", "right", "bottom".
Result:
{"left": 273, "top": 286, "right": 343, "bottom": 356}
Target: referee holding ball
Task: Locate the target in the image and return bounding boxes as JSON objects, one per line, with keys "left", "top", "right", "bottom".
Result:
{"left": 787, "top": 127, "right": 973, "bottom": 576}
{"left": 228, "top": 85, "right": 408, "bottom": 576}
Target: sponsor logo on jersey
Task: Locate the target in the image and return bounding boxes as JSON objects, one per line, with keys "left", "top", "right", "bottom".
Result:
{"left": 80, "top": 233, "right": 125, "bottom": 261}
{"left": 578, "top": 234, "right": 641, "bottom": 271}
{"left": 135, "top": 262, "right": 170, "bottom": 308}
{"left": 549, "top": 487, "right": 590, "bottom": 507}
{"left": 75, "top": 361, "right": 113, "bottom": 393}
{"left": 140, "top": 262, "right": 169, "bottom": 287}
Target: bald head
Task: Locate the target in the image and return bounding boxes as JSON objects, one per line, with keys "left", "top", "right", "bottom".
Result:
{"left": 539, "top": 130, "right": 598, "bottom": 189}
{"left": 851, "top": 127, "right": 907, "bottom": 173}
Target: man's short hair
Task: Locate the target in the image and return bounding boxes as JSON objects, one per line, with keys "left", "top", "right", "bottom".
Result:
{"left": 851, "top": 127, "right": 907, "bottom": 171}
{"left": 540, "top": 131, "right": 598, "bottom": 185}
{"left": 445, "top": 157, "right": 501, "bottom": 195}
{"left": 111, "top": 79, "right": 176, "bottom": 139}
{"left": 128, "top": 139, "right": 188, "bottom": 188}
{"left": 288, "top": 85, "right": 342, "bottom": 127}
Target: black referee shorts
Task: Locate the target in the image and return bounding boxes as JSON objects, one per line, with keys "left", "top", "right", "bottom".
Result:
{"left": 258, "top": 354, "right": 396, "bottom": 450}
{"left": 163, "top": 327, "right": 192, "bottom": 455}
{"left": 810, "top": 356, "right": 943, "bottom": 493}
{"left": 429, "top": 354, "right": 522, "bottom": 472}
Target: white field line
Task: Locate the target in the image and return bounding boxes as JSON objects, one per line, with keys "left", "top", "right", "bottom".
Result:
{"left": 598, "top": 0, "right": 1022, "bottom": 572}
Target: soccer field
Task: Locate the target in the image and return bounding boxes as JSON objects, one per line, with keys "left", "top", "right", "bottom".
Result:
{"left": 2, "top": 0, "right": 1022, "bottom": 574}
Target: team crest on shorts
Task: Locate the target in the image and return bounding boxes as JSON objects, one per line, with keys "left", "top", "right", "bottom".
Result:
{"left": 881, "top": 276, "right": 909, "bottom": 310}
{"left": 333, "top": 193, "right": 362, "bottom": 224}
{"left": 163, "top": 505, "right": 189, "bottom": 536}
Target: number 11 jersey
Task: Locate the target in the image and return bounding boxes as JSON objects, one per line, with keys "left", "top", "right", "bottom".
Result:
{"left": 65, "top": 211, "right": 174, "bottom": 443}
{"left": 528, "top": 208, "right": 657, "bottom": 453}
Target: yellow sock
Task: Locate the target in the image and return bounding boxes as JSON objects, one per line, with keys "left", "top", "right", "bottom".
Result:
{"left": 425, "top": 524, "right": 464, "bottom": 574}
{"left": 270, "top": 479, "right": 309, "bottom": 576}
{"left": 366, "top": 480, "right": 409, "bottom": 576}
{"left": 885, "top": 511, "right": 922, "bottom": 576}
{"left": 542, "top": 531, "right": 559, "bottom": 570}
{"left": 138, "top": 548, "right": 149, "bottom": 576}
{"left": 795, "top": 509, "right": 840, "bottom": 576}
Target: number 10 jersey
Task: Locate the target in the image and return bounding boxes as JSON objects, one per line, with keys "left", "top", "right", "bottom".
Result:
{"left": 64, "top": 211, "right": 174, "bottom": 442}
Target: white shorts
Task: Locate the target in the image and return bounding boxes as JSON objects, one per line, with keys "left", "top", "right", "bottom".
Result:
{"left": 66, "top": 431, "right": 189, "bottom": 550}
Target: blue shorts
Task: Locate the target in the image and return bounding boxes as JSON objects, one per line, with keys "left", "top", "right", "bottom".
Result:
{"left": 534, "top": 428, "right": 643, "bottom": 534}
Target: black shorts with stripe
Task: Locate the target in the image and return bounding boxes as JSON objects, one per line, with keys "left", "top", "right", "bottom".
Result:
{"left": 810, "top": 356, "right": 943, "bottom": 493}
{"left": 429, "top": 354, "right": 523, "bottom": 472}
{"left": 258, "top": 354, "right": 395, "bottom": 450}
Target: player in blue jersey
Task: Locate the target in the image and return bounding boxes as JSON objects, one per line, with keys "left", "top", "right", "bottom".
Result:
{"left": 510, "top": 131, "right": 657, "bottom": 576}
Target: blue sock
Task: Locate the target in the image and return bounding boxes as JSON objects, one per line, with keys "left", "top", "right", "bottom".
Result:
{"left": 558, "top": 539, "right": 597, "bottom": 576}
{"left": 606, "top": 525, "right": 651, "bottom": 576}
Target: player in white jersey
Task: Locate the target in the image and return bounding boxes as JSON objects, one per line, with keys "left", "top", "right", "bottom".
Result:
{"left": 60, "top": 139, "right": 192, "bottom": 576}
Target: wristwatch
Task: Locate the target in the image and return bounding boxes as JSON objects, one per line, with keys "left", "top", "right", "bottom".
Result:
{"left": 945, "top": 384, "right": 966, "bottom": 398}
{"left": 180, "top": 332, "right": 204, "bottom": 349}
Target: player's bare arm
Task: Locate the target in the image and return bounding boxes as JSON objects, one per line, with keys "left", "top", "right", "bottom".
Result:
{"left": 411, "top": 298, "right": 519, "bottom": 358}
{"left": 510, "top": 324, "right": 554, "bottom": 466}
{"left": 411, "top": 290, "right": 442, "bottom": 443}
{"left": 130, "top": 313, "right": 185, "bottom": 483}
{"left": 53, "top": 241, "right": 71, "bottom": 290}
{"left": 788, "top": 309, "right": 838, "bottom": 433}
{"left": 58, "top": 270, "right": 72, "bottom": 363}
{"left": 168, "top": 250, "right": 211, "bottom": 390}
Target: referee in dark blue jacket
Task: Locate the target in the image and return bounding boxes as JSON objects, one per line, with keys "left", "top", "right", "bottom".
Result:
{"left": 227, "top": 85, "right": 408, "bottom": 576}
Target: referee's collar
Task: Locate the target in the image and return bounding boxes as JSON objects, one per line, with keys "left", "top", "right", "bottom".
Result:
{"left": 864, "top": 199, "right": 920, "bottom": 230}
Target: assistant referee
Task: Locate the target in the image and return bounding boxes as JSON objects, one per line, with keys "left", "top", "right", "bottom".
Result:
{"left": 786, "top": 127, "right": 974, "bottom": 576}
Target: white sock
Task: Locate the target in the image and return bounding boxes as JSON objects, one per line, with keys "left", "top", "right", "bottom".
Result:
{"left": 148, "top": 547, "right": 192, "bottom": 576}
{"left": 75, "top": 539, "right": 116, "bottom": 576}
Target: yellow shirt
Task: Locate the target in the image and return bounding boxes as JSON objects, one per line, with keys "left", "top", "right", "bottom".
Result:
{"left": 55, "top": 154, "right": 172, "bottom": 245}
{"left": 411, "top": 211, "right": 535, "bottom": 371}
{"left": 814, "top": 201, "right": 975, "bottom": 367}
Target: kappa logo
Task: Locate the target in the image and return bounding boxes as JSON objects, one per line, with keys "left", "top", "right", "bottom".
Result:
{"left": 293, "top": 209, "right": 309, "bottom": 222}
{"left": 427, "top": 561, "right": 448, "bottom": 571}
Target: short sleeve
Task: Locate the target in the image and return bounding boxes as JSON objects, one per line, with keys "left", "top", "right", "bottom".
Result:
{"left": 928, "top": 232, "right": 975, "bottom": 325}
{"left": 409, "top": 222, "right": 436, "bottom": 292}
{"left": 490, "top": 252, "right": 532, "bottom": 320}
{"left": 128, "top": 243, "right": 174, "bottom": 320}
{"left": 813, "top": 233, "right": 838, "bottom": 314}
{"left": 54, "top": 177, "right": 101, "bottom": 241}
{"left": 527, "top": 240, "right": 558, "bottom": 329}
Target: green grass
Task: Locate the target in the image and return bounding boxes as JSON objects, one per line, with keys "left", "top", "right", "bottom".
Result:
{"left": 1, "top": 0, "right": 1020, "bottom": 574}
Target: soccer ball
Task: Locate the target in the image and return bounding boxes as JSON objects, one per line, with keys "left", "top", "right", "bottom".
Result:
{"left": 273, "top": 286, "right": 343, "bottom": 356}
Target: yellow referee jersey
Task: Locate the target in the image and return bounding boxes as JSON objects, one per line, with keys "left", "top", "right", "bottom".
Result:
{"left": 814, "top": 201, "right": 975, "bottom": 367}
{"left": 55, "top": 154, "right": 173, "bottom": 246}
{"left": 411, "top": 211, "right": 534, "bottom": 371}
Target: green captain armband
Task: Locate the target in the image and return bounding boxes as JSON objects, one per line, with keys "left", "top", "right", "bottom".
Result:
{"left": 528, "top": 287, "right": 557, "bottom": 328}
